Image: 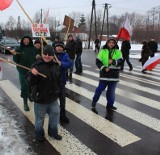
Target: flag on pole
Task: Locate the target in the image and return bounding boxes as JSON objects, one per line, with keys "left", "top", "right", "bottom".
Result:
{"left": 43, "top": 9, "right": 49, "bottom": 24}
{"left": 0, "top": 66, "right": 2, "bottom": 80}
{"left": 117, "top": 16, "right": 133, "bottom": 41}
{"left": 0, "top": 0, "right": 13, "bottom": 11}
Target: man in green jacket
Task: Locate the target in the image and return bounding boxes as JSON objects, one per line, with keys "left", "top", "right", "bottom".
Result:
{"left": 11, "top": 35, "right": 37, "bottom": 111}
{"left": 91, "top": 38, "right": 123, "bottom": 112}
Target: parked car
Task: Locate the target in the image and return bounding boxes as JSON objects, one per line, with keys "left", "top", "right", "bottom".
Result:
{"left": 0, "top": 37, "right": 19, "bottom": 54}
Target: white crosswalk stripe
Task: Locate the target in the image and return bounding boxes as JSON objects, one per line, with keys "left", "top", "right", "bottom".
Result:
{"left": 66, "top": 81, "right": 160, "bottom": 132}
{"left": 0, "top": 62, "right": 160, "bottom": 154}
{"left": 0, "top": 80, "right": 97, "bottom": 155}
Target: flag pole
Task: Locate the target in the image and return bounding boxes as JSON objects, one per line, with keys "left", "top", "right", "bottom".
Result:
{"left": 15, "top": 0, "right": 48, "bottom": 44}
{"left": 15, "top": 0, "right": 59, "bottom": 61}
{"left": 64, "top": 17, "right": 71, "bottom": 41}
{"left": 0, "top": 57, "right": 47, "bottom": 78}
{"left": 0, "top": 45, "right": 20, "bottom": 54}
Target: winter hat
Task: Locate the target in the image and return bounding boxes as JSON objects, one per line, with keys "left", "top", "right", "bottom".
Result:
{"left": 68, "top": 34, "right": 73, "bottom": 38}
{"left": 107, "top": 37, "right": 117, "bottom": 43}
{"left": 34, "top": 39, "right": 41, "bottom": 45}
{"left": 43, "top": 45, "right": 54, "bottom": 56}
{"left": 54, "top": 41, "right": 65, "bottom": 49}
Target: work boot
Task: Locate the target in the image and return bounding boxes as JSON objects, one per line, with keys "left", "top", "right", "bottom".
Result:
{"left": 60, "top": 116, "right": 70, "bottom": 123}
{"left": 106, "top": 105, "right": 117, "bottom": 111}
{"left": 69, "top": 73, "right": 72, "bottom": 80}
{"left": 28, "top": 94, "right": 33, "bottom": 102}
{"left": 23, "top": 98, "right": 29, "bottom": 111}
{"left": 91, "top": 101, "right": 96, "bottom": 108}
{"left": 48, "top": 128, "right": 62, "bottom": 140}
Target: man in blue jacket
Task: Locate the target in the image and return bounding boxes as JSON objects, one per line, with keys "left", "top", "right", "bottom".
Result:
{"left": 54, "top": 41, "right": 72, "bottom": 123}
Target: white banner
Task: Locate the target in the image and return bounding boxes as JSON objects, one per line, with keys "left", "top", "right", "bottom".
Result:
{"left": 31, "top": 23, "right": 50, "bottom": 37}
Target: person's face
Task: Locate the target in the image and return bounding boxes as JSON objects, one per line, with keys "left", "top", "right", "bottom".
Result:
{"left": 23, "top": 38, "right": 30, "bottom": 45}
{"left": 42, "top": 53, "right": 54, "bottom": 62}
{"left": 107, "top": 40, "right": 115, "bottom": 49}
{"left": 55, "top": 46, "right": 63, "bottom": 53}
{"left": 68, "top": 36, "right": 73, "bottom": 41}
{"left": 34, "top": 43, "right": 41, "bottom": 49}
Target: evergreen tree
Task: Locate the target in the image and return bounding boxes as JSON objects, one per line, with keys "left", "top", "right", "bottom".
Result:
{"left": 78, "top": 14, "right": 86, "bottom": 32}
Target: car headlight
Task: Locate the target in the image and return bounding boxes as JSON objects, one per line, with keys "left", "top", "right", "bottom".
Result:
{"left": 6, "top": 47, "right": 11, "bottom": 49}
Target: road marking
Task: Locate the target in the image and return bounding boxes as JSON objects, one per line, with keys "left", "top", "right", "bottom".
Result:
{"left": 83, "top": 70, "right": 158, "bottom": 95}
{"left": 66, "top": 82, "right": 160, "bottom": 132}
{"left": 0, "top": 80, "right": 97, "bottom": 155}
{"left": 73, "top": 71, "right": 160, "bottom": 110}
{"left": 95, "top": 67, "right": 160, "bottom": 86}
{"left": 66, "top": 98, "right": 140, "bottom": 147}
{"left": 124, "top": 69, "right": 160, "bottom": 81}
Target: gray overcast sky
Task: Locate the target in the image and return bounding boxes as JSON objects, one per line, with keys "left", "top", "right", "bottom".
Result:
{"left": 0, "top": 0, "right": 160, "bottom": 23}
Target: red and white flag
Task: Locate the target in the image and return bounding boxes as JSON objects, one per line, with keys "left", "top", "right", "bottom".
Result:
{"left": 43, "top": 9, "right": 49, "bottom": 24}
{"left": 117, "top": 16, "right": 133, "bottom": 41}
{"left": 0, "top": 0, "right": 13, "bottom": 11}
{"left": 0, "top": 66, "right": 2, "bottom": 80}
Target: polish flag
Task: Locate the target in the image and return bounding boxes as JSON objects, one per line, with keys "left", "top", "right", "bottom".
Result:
{"left": 0, "top": 0, "right": 13, "bottom": 11}
{"left": 43, "top": 9, "right": 49, "bottom": 24}
{"left": 117, "top": 16, "right": 133, "bottom": 41}
{"left": 0, "top": 66, "right": 2, "bottom": 80}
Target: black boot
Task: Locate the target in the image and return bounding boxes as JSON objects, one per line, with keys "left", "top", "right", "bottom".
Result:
{"left": 60, "top": 115, "right": 70, "bottom": 123}
{"left": 35, "top": 130, "right": 45, "bottom": 142}
{"left": 23, "top": 98, "right": 29, "bottom": 111}
{"left": 48, "top": 128, "right": 62, "bottom": 140}
{"left": 69, "top": 73, "right": 72, "bottom": 79}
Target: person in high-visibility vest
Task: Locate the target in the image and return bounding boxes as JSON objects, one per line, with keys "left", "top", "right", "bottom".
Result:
{"left": 91, "top": 38, "right": 123, "bottom": 112}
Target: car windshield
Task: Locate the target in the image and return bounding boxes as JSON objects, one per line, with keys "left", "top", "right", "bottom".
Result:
{"left": 3, "top": 38, "right": 18, "bottom": 44}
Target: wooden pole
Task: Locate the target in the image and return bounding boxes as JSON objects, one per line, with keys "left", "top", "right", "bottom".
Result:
{"left": 0, "top": 57, "right": 47, "bottom": 78}
{"left": 15, "top": 0, "right": 48, "bottom": 44}
{"left": 0, "top": 45, "right": 20, "bottom": 54}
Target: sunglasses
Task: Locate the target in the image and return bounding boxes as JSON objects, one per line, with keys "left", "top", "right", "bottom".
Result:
{"left": 43, "top": 52, "right": 54, "bottom": 56}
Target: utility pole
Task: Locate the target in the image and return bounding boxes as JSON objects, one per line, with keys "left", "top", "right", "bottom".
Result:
{"left": 88, "top": 0, "right": 97, "bottom": 49}
{"left": 100, "top": 3, "right": 111, "bottom": 44}
{"left": 40, "top": 9, "right": 43, "bottom": 24}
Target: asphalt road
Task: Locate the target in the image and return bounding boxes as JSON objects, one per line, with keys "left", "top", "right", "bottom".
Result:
{"left": 0, "top": 49, "right": 160, "bottom": 155}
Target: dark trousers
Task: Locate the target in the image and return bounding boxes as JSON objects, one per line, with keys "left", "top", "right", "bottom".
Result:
{"left": 75, "top": 53, "right": 82, "bottom": 72}
{"left": 59, "top": 83, "right": 66, "bottom": 118}
{"left": 121, "top": 55, "right": 132, "bottom": 70}
{"left": 19, "top": 72, "right": 30, "bottom": 99}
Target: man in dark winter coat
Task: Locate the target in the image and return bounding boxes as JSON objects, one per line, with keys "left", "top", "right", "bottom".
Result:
{"left": 54, "top": 41, "right": 72, "bottom": 123}
{"left": 52, "top": 36, "right": 60, "bottom": 50}
{"left": 148, "top": 38, "right": 158, "bottom": 57}
{"left": 26, "top": 45, "right": 62, "bottom": 141}
{"left": 74, "top": 36, "right": 83, "bottom": 74}
{"left": 94, "top": 37, "right": 100, "bottom": 52}
{"left": 121, "top": 40, "right": 133, "bottom": 71}
{"left": 34, "top": 39, "right": 42, "bottom": 59}
{"left": 11, "top": 35, "right": 37, "bottom": 111}
{"left": 65, "top": 34, "right": 76, "bottom": 81}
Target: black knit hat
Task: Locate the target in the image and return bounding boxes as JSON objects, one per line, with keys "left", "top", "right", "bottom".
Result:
{"left": 34, "top": 39, "right": 41, "bottom": 45}
{"left": 43, "top": 45, "right": 54, "bottom": 56}
{"left": 54, "top": 41, "right": 65, "bottom": 49}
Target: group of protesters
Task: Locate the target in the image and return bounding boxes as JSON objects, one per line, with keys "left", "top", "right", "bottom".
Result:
{"left": 10, "top": 33, "right": 158, "bottom": 142}
{"left": 10, "top": 34, "right": 83, "bottom": 142}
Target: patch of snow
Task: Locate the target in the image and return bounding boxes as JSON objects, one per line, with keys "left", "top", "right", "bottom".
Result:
{"left": 0, "top": 95, "right": 35, "bottom": 155}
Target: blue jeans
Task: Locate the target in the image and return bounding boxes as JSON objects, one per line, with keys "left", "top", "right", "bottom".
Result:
{"left": 75, "top": 53, "right": 82, "bottom": 72}
{"left": 34, "top": 100, "right": 59, "bottom": 137}
{"left": 93, "top": 81, "right": 117, "bottom": 107}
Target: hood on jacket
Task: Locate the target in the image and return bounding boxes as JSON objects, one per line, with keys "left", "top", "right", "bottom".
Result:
{"left": 20, "top": 34, "right": 33, "bottom": 47}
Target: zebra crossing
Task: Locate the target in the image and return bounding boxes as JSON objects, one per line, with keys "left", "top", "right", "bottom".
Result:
{"left": 0, "top": 63, "right": 160, "bottom": 155}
